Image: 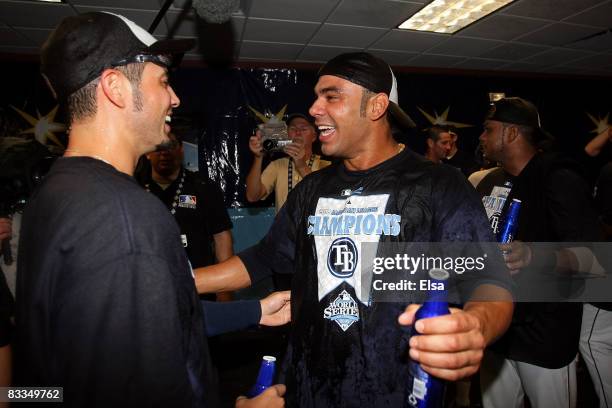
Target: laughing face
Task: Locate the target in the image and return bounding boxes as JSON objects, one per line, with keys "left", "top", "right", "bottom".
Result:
{"left": 129, "top": 62, "right": 180, "bottom": 152}
{"left": 309, "top": 75, "right": 371, "bottom": 159}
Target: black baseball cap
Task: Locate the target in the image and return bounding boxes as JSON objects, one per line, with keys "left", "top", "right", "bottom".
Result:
{"left": 318, "top": 52, "right": 416, "bottom": 129}
{"left": 486, "top": 97, "right": 542, "bottom": 128}
{"left": 486, "top": 97, "right": 553, "bottom": 147}
{"left": 41, "top": 11, "right": 195, "bottom": 101}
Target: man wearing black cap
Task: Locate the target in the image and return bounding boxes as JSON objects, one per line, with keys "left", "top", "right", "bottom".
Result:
{"left": 476, "top": 97, "right": 602, "bottom": 408}
{"left": 15, "top": 12, "right": 287, "bottom": 408}
{"left": 246, "top": 113, "right": 330, "bottom": 212}
{"left": 195, "top": 52, "right": 514, "bottom": 407}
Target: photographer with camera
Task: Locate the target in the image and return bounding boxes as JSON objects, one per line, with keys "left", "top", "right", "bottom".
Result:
{"left": 246, "top": 113, "right": 330, "bottom": 212}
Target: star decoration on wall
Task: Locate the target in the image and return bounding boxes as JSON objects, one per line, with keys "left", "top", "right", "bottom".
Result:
{"left": 417, "top": 106, "right": 472, "bottom": 128}
{"left": 11, "top": 105, "right": 66, "bottom": 148}
{"left": 586, "top": 112, "right": 610, "bottom": 135}
{"left": 248, "top": 104, "right": 287, "bottom": 124}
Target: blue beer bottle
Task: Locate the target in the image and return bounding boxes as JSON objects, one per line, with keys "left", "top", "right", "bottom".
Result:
{"left": 497, "top": 199, "right": 521, "bottom": 243}
{"left": 247, "top": 355, "right": 276, "bottom": 398}
{"left": 406, "top": 268, "right": 450, "bottom": 408}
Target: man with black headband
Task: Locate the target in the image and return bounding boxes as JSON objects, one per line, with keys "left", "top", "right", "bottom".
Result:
{"left": 476, "top": 97, "right": 603, "bottom": 408}
{"left": 195, "top": 52, "right": 514, "bottom": 407}
{"left": 16, "top": 12, "right": 287, "bottom": 407}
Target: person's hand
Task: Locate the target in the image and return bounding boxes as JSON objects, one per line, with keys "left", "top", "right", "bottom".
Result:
{"left": 499, "top": 240, "right": 531, "bottom": 275}
{"left": 260, "top": 290, "right": 291, "bottom": 326}
{"left": 0, "top": 217, "right": 12, "bottom": 241}
{"left": 235, "top": 384, "right": 285, "bottom": 407}
{"left": 249, "top": 130, "right": 264, "bottom": 158}
{"left": 398, "top": 305, "right": 486, "bottom": 381}
{"left": 283, "top": 136, "right": 307, "bottom": 168}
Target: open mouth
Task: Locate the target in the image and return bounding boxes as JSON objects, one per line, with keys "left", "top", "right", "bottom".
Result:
{"left": 318, "top": 125, "right": 335, "bottom": 141}
{"left": 164, "top": 115, "right": 172, "bottom": 132}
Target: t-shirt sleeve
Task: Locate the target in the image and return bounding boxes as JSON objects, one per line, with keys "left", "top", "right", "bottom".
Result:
{"left": 200, "top": 181, "right": 233, "bottom": 235}
{"left": 200, "top": 299, "right": 261, "bottom": 337}
{"left": 432, "top": 168, "right": 515, "bottom": 302}
{"left": 50, "top": 254, "right": 196, "bottom": 407}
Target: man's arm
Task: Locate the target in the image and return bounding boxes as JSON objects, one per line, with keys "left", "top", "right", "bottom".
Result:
{"left": 245, "top": 132, "right": 268, "bottom": 202}
{"left": 398, "top": 284, "right": 513, "bottom": 381}
{"left": 194, "top": 255, "right": 252, "bottom": 294}
{"left": 213, "top": 230, "right": 234, "bottom": 301}
{"left": 584, "top": 127, "right": 611, "bottom": 157}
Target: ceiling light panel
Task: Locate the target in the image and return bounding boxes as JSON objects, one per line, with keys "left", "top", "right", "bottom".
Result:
{"left": 399, "top": 0, "right": 515, "bottom": 34}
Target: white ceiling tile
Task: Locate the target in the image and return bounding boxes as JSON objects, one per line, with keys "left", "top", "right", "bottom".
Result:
{"left": 15, "top": 28, "right": 53, "bottom": 47}
{"left": 564, "top": 31, "right": 612, "bottom": 52}
{"left": 427, "top": 38, "right": 503, "bottom": 57}
{"left": 480, "top": 43, "right": 549, "bottom": 60}
{"left": 562, "top": 53, "right": 612, "bottom": 69}
{"left": 517, "top": 23, "right": 604, "bottom": 46}
{"left": 368, "top": 49, "right": 418, "bottom": 65}
{"left": 311, "top": 24, "right": 387, "bottom": 48}
{"left": 453, "top": 58, "right": 508, "bottom": 70}
{"left": 522, "top": 48, "right": 595, "bottom": 65}
{"left": 0, "top": 1, "right": 74, "bottom": 29}
{"left": 297, "top": 45, "right": 362, "bottom": 63}
{"left": 239, "top": 41, "right": 303, "bottom": 60}
{"left": 243, "top": 18, "right": 319, "bottom": 43}
{"left": 407, "top": 54, "right": 466, "bottom": 68}
{"left": 249, "top": 0, "right": 341, "bottom": 22}
{"left": 0, "top": 26, "right": 35, "bottom": 47}
{"left": 371, "top": 29, "right": 446, "bottom": 52}
{"left": 458, "top": 15, "right": 545, "bottom": 41}
{"left": 501, "top": 0, "right": 604, "bottom": 21}
{"left": 328, "top": 0, "right": 422, "bottom": 28}
{"left": 566, "top": 1, "right": 612, "bottom": 28}
{"left": 72, "top": 0, "right": 161, "bottom": 11}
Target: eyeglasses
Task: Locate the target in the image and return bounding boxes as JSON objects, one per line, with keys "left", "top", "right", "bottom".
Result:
{"left": 111, "top": 53, "right": 172, "bottom": 69}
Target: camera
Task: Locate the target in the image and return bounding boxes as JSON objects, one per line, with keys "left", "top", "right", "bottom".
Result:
{"left": 259, "top": 122, "right": 292, "bottom": 152}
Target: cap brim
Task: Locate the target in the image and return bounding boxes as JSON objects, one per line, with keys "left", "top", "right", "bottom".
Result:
{"left": 389, "top": 102, "right": 416, "bottom": 129}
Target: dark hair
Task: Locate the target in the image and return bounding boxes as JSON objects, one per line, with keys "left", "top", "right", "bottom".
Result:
{"left": 66, "top": 62, "right": 145, "bottom": 123}
{"left": 424, "top": 125, "right": 451, "bottom": 142}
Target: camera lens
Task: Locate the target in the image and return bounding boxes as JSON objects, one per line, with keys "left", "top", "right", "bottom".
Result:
{"left": 262, "top": 139, "right": 278, "bottom": 151}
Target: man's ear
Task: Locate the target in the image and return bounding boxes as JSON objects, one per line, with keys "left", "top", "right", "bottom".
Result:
{"left": 368, "top": 93, "right": 390, "bottom": 121}
{"left": 99, "top": 68, "right": 127, "bottom": 109}
{"left": 505, "top": 125, "right": 520, "bottom": 144}
{"left": 426, "top": 138, "right": 434, "bottom": 149}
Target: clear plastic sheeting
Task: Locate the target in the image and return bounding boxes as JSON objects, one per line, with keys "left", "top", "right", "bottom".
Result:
{"left": 178, "top": 67, "right": 317, "bottom": 208}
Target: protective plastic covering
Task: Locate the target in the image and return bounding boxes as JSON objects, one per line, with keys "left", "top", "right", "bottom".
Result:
{"left": 174, "top": 67, "right": 317, "bottom": 207}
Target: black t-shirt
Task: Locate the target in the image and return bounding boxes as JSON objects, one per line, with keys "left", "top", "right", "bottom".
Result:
{"left": 145, "top": 169, "right": 233, "bottom": 268}
{"left": 240, "top": 148, "right": 513, "bottom": 408}
{"left": 443, "top": 149, "right": 479, "bottom": 177}
{"left": 477, "top": 153, "right": 603, "bottom": 366}
{"left": 16, "top": 157, "right": 213, "bottom": 407}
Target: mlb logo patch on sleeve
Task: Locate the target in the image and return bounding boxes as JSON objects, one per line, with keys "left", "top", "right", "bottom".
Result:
{"left": 178, "top": 195, "right": 197, "bottom": 209}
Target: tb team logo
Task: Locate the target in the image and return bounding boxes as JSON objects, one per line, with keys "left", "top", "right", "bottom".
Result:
{"left": 327, "top": 237, "right": 358, "bottom": 278}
